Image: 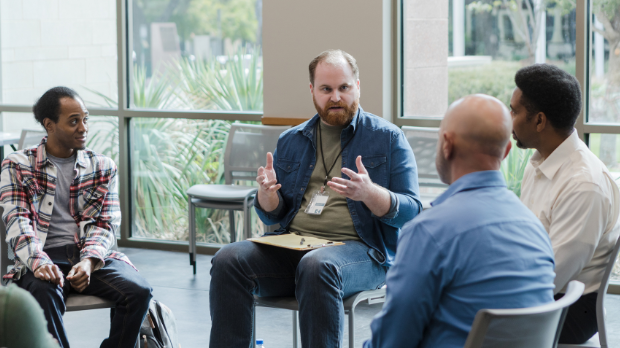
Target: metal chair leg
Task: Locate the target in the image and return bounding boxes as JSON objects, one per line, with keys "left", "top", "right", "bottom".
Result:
{"left": 348, "top": 307, "right": 355, "bottom": 348}
{"left": 293, "top": 310, "right": 299, "bottom": 348}
{"left": 189, "top": 200, "right": 197, "bottom": 274}
{"left": 229, "top": 210, "right": 236, "bottom": 243}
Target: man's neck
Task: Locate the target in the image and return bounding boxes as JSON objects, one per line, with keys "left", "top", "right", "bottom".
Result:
{"left": 536, "top": 128, "right": 573, "bottom": 160}
{"left": 45, "top": 138, "right": 76, "bottom": 158}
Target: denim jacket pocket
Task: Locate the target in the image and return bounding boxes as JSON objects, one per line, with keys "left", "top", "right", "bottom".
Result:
{"left": 276, "top": 159, "right": 301, "bottom": 195}
{"left": 362, "top": 155, "right": 387, "bottom": 186}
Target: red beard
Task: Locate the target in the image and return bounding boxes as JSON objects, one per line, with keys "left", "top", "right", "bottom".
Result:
{"left": 313, "top": 97, "right": 359, "bottom": 126}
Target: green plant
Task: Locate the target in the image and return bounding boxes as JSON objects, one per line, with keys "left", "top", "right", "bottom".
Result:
{"left": 500, "top": 141, "right": 534, "bottom": 197}
{"left": 449, "top": 61, "right": 521, "bottom": 107}
{"left": 85, "top": 54, "right": 264, "bottom": 243}
{"left": 176, "top": 48, "right": 263, "bottom": 111}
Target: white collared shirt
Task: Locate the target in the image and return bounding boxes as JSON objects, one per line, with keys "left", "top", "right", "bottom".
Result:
{"left": 521, "top": 130, "right": 620, "bottom": 294}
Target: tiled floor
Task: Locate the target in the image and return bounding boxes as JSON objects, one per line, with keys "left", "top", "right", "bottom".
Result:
{"left": 64, "top": 247, "right": 620, "bottom": 348}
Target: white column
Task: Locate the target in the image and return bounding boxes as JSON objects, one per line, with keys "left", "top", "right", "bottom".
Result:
{"left": 453, "top": 0, "right": 465, "bottom": 56}
{"left": 595, "top": 16, "right": 605, "bottom": 78}
{"left": 535, "top": 1, "right": 547, "bottom": 64}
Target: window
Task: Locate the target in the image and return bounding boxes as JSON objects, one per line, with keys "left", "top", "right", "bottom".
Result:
{"left": 401, "top": 0, "right": 576, "bottom": 118}
{"left": 129, "top": 0, "right": 262, "bottom": 111}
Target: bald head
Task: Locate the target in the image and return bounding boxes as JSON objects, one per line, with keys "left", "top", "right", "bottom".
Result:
{"left": 436, "top": 94, "right": 512, "bottom": 184}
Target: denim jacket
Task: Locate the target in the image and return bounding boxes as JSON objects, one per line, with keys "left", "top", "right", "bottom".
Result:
{"left": 255, "top": 107, "right": 422, "bottom": 267}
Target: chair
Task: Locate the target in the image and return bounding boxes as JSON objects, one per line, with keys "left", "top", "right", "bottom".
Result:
{"left": 557, "top": 236, "right": 620, "bottom": 348}
{"left": 401, "top": 126, "right": 447, "bottom": 209}
{"left": 401, "top": 126, "right": 445, "bottom": 187}
{"left": 0, "top": 207, "right": 114, "bottom": 311}
{"left": 253, "top": 288, "right": 386, "bottom": 348}
{"left": 17, "top": 129, "right": 47, "bottom": 150}
{"left": 187, "top": 123, "right": 290, "bottom": 274}
{"left": 464, "top": 280, "right": 585, "bottom": 348}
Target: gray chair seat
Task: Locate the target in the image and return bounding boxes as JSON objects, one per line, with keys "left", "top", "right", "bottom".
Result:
{"left": 187, "top": 184, "right": 257, "bottom": 201}
{"left": 253, "top": 288, "right": 386, "bottom": 348}
{"left": 66, "top": 294, "right": 115, "bottom": 312}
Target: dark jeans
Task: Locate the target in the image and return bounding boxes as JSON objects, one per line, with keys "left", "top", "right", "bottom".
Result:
{"left": 555, "top": 291, "right": 598, "bottom": 344}
{"left": 209, "top": 240, "right": 387, "bottom": 348}
{"left": 15, "top": 244, "right": 152, "bottom": 348}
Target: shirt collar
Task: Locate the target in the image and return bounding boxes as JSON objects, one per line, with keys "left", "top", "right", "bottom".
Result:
{"left": 530, "top": 129, "right": 580, "bottom": 180}
{"left": 431, "top": 170, "right": 507, "bottom": 207}
{"left": 301, "top": 106, "right": 363, "bottom": 138}
{"left": 35, "top": 137, "right": 88, "bottom": 171}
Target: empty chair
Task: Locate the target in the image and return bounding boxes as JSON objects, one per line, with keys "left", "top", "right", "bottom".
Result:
{"left": 18, "top": 129, "right": 47, "bottom": 150}
{"left": 464, "top": 280, "right": 585, "bottom": 348}
{"left": 557, "top": 236, "right": 620, "bottom": 348}
{"left": 253, "top": 288, "right": 386, "bottom": 348}
{"left": 187, "top": 123, "right": 290, "bottom": 274}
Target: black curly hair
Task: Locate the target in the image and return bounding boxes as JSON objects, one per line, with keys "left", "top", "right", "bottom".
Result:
{"left": 514, "top": 64, "right": 582, "bottom": 132}
{"left": 33, "top": 86, "right": 81, "bottom": 128}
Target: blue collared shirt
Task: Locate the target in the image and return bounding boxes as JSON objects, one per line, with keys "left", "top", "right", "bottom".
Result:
{"left": 365, "top": 171, "right": 556, "bottom": 348}
{"left": 254, "top": 107, "right": 422, "bottom": 267}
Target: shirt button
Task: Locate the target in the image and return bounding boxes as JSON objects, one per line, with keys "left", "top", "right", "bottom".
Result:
{"left": 370, "top": 162, "right": 374, "bottom": 166}
{"left": 300, "top": 188, "right": 304, "bottom": 192}
{"left": 287, "top": 166, "right": 291, "bottom": 170}
{"left": 48, "top": 202, "right": 52, "bottom": 206}
{"left": 351, "top": 211, "right": 356, "bottom": 216}
{"left": 309, "top": 165, "right": 313, "bottom": 168}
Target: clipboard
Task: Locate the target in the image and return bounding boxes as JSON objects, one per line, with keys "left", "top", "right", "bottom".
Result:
{"left": 248, "top": 234, "right": 345, "bottom": 251}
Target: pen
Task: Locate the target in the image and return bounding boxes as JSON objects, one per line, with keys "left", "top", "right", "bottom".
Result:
{"left": 300, "top": 238, "right": 305, "bottom": 245}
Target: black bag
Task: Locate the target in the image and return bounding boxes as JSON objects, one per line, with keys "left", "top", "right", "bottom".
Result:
{"left": 139, "top": 299, "right": 180, "bottom": 348}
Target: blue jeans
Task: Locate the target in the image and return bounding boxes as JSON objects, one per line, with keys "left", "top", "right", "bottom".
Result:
{"left": 15, "top": 244, "right": 152, "bottom": 348}
{"left": 209, "top": 239, "right": 387, "bottom": 348}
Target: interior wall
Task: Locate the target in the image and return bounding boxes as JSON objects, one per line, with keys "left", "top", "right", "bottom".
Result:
{"left": 262, "top": 0, "right": 390, "bottom": 122}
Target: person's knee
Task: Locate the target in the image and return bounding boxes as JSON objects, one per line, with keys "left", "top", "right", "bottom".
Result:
{"left": 297, "top": 253, "right": 339, "bottom": 286}
{"left": 211, "top": 241, "right": 255, "bottom": 275}
{"left": 26, "top": 278, "right": 63, "bottom": 304}
{"left": 128, "top": 278, "right": 153, "bottom": 308}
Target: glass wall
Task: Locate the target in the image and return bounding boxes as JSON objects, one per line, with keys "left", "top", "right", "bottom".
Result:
{"left": 402, "top": 0, "right": 576, "bottom": 118}
{"left": 129, "top": 0, "right": 263, "bottom": 112}
{"left": 130, "top": 117, "right": 262, "bottom": 242}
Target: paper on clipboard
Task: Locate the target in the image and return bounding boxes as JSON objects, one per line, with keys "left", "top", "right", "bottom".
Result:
{"left": 248, "top": 234, "right": 345, "bottom": 251}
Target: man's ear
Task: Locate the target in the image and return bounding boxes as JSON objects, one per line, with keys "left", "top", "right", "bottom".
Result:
{"left": 503, "top": 141, "right": 512, "bottom": 160}
{"left": 309, "top": 83, "right": 313, "bottom": 94}
{"left": 535, "top": 112, "right": 547, "bottom": 133}
{"left": 442, "top": 132, "right": 454, "bottom": 160}
{"left": 43, "top": 118, "right": 54, "bottom": 134}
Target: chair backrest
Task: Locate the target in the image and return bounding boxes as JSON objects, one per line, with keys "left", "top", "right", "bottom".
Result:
{"left": 463, "top": 280, "right": 585, "bottom": 348}
{"left": 223, "top": 123, "right": 290, "bottom": 184}
{"left": 18, "top": 129, "right": 47, "bottom": 150}
{"left": 593, "top": 234, "right": 620, "bottom": 347}
{"left": 0, "top": 207, "right": 9, "bottom": 281}
{"left": 401, "top": 126, "right": 446, "bottom": 187}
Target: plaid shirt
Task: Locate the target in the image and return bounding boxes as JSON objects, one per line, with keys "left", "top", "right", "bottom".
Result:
{"left": 1, "top": 137, "right": 133, "bottom": 280}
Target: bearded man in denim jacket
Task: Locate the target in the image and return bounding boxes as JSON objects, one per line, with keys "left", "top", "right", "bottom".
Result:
{"left": 209, "top": 49, "right": 422, "bottom": 347}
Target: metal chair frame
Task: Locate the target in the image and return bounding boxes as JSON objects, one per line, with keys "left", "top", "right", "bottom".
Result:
{"left": 187, "top": 123, "right": 289, "bottom": 274}
{"left": 557, "top": 236, "right": 620, "bottom": 348}
{"left": 253, "top": 288, "right": 386, "bottom": 348}
{"left": 464, "top": 280, "right": 585, "bottom": 348}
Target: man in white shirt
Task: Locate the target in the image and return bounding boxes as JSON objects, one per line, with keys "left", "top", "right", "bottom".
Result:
{"left": 511, "top": 64, "right": 620, "bottom": 344}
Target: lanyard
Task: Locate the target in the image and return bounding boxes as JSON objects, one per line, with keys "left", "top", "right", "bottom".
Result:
{"left": 318, "top": 120, "right": 356, "bottom": 188}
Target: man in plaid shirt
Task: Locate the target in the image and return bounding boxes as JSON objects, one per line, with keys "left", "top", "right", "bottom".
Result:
{"left": 1, "top": 87, "right": 152, "bottom": 348}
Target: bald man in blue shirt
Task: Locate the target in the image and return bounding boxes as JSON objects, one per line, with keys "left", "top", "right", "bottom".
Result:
{"left": 365, "top": 94, "right": 556, "bottom": 348}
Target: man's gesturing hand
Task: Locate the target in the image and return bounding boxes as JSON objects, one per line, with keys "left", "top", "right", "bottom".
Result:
{"left": 327, "top": 155, "right": 375, "bottom": 201}
{"left": 66, "top": 258, "right": 96, "bottom": 293}
{"left": 327, "top": 155, "right": 392, "bottom": 217}
{"left": 256, "top": 152, "right": 281, "bottom": 212}
{"left": 34, "top": 264, "right": 64, "bottom": 287}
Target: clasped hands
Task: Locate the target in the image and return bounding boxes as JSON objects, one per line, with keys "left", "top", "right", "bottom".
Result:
{"left": 34, "top": 258, "right": 96, "bottom": 292}
{"left": 256, "top": 152, "right": 378, "bottom": 204}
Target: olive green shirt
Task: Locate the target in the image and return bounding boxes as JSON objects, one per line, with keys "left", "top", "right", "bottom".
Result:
{"left": 288, "top": 121, "right": 361, "bottom": 241}
{"left": 0, "top": 284, "right": 61, "bottom": 348}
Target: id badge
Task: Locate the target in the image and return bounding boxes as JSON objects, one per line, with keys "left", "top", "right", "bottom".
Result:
{"left": 305, "top": 190, "right": 329, "bottom": 215}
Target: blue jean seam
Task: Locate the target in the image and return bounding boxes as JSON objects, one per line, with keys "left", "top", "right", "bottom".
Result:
{"left": 92, "top": 272, "right": 130, "bottom": 348}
